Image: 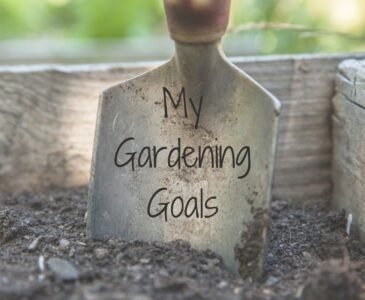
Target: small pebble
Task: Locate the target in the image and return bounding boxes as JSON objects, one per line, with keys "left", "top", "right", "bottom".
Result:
{"left": 0, "top": 209, "right": 8, "bottom": 218}
{"left": 108, "top": 239, "right": 117, "bottom": 247}
{"left": 69, "top": 247, "right": 76, "bottom": 257}
{"left": 158, "top": 269, "right": 169, "bottom": 277}
{"left": 302, "top": 251, "right": 316, "bottom": 265}
{"left": 47, "top": 257, "right": 78, "bottom": 281}
{"left": 140, "top": 258, "right": 150, "bottom": 264}
{"left": 38, "top": 274, "right": 46, "bottom": 281}
{"left": 116, "top": 253, "right": 124, "bottom": 264}
{"left": 218, "top": 280, "right": 229, "bottom": 289}
{"left": 38, "top": 255, "right": 45, "bottom": 272}
{"left": 346, "top": 213, "right": 352, "bottom": 235}
{"left": 58, "top": 239, "right": 71, "bottom": 252}
{"left": 28, "top": 236, "right": 42, "bottom": 251}
{"left": 265, "top": 276, "right": 279, "bottom": 286}
{"left": 94, "top": 248, "right": 109, "bottom": 259}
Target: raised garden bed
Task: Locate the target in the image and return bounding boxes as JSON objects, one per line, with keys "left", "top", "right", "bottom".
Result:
{"left": 1, "top": 54, "right": 365, "bottom": 299}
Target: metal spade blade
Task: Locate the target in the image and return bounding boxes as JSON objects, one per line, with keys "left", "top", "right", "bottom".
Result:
{"left": 87, "top": 0, "right": 281, "bottom": 277}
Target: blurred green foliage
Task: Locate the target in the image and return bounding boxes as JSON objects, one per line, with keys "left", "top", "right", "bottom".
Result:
{"left": 0, "top": 0, "right": 165, "bottom": 38}
{"left": 0, "top": 0, "right": 364, "bottom": 54}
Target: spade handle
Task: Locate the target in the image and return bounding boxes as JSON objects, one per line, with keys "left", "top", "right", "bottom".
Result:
{"left": 163, "top": 0, "right": 231, "bottom": 43}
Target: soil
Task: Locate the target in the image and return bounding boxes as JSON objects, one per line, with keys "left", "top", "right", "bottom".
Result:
{"left": 1, "top": 187, "right": 365, "bottom": 300}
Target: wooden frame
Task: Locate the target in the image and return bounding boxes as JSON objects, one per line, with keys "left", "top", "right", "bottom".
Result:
{"left": 1, "top": 54, "right": 364, "bottom": 201}
{"left": 332, "top": 59, "right": 365, "bottom": 238}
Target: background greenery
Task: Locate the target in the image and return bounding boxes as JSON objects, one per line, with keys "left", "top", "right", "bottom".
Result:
{"left": 0, "top": 0, "right": 364, "bottom": 55}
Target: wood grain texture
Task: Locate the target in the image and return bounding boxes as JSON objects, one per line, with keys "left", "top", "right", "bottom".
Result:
{"left": 1, "top": 54, "right": 364, "bottom": 201}
{"left": 332, "top": 59, "right": 365, "bottom": 236}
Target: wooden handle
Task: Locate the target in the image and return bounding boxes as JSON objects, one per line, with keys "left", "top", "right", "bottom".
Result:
{"left": 163, "top": 0, "right": 231, "bottom": 44}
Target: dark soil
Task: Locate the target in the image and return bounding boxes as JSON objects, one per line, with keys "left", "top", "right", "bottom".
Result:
{"left": 1, "top": 187, "right": 365, "bottom": 300}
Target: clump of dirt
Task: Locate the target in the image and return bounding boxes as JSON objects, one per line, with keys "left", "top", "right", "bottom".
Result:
{"left": 300, "top": 260, "right": 365, "bottom": 300}
{"left": 235, "top": 207, "right": 270, "bottom": 280}
{"left": 0, "top": 187, "right": 365, "bottom": 300}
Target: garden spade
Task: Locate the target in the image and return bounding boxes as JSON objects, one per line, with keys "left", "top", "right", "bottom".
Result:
{"left": 87, "top": 0, "right": 281, "bottom": 277}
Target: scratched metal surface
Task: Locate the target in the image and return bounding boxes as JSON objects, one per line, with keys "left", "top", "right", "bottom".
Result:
{"left": 87, "top": 41, "right": 280, "bottom": 273}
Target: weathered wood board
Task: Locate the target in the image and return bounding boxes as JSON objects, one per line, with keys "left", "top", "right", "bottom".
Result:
{"left": 332, "top": 59, "right": 365, "bottom": 237}
{"left": 0, "top": 54, "right": 364, "bottom": 200}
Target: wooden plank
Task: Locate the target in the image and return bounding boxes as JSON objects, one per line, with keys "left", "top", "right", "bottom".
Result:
{"left": 332, "top": 58, "right": 365, "bottom": 237}
{"left": 335, "top": 60, "right": 365, "bottom": 108}
{"left": 273, "top": 181, "right": 332, "bottom": 201}
{"left": 1, "top": 54, "right": 364, "bottom": 202}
